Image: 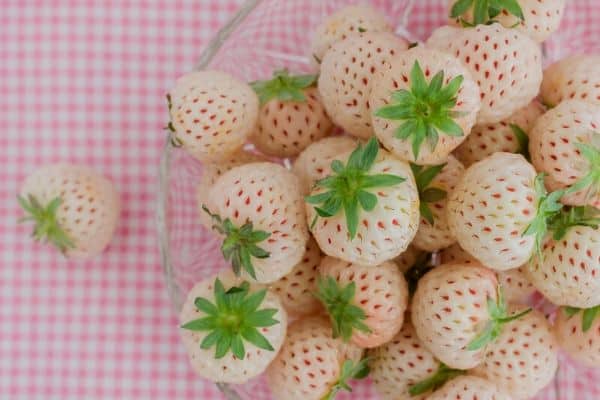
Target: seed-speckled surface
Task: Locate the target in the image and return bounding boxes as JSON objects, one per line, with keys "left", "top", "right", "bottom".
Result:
{"left": 427, "top": 24, "right": 542, "bottom": 125}
{"left": 554, "top": 308, "right": 600, "bottom": 368}
{"left": 541, "top": 54, "right": 600, "bottom": 107}
{"left": 428, "top": 375, "right": 511, "bottom": 400}
{"left": 447, "top": 153, "right": 537, "bottom": 271}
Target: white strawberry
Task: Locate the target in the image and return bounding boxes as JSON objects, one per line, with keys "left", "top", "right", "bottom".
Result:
{"left": 454, "top": 100, "right": 545, "bottom": 167}
{"left": 318, "top": 32, "right": 409, "bottom": 139}
{"left": 412, "top": 263, "right": 531, "bottom": 369}
{"left": 448, "top": 0, "right": 566, "bottom": 43}
{"left": 179, "top": 270, "right": 287, "bottom": 384}
{"left": 249, "top": 70, "right": 333, "bottom": 157}
{"left": 440, "top": 244, "right": 536, "bottom": 304}
{"left": 197, "top": 149, "right": 264, "bottom": 228}
{"left": 269, "top": 237, "right": 323, "bottom": 318}
{"left": 529, "top": 99, "right": 600, "bottom": 208}
{"left": 411, "top": 156, "right": 465, "bottom": 252}
{"left": 427, "top": 24, "right": 542, "bottom": 124}
{"left": 266, "top": 315, "right": 365, "bottom": 400}
{"left": 19, "top": 164, "right": 119, "bottom": 259}
{"left": 526, "top": 207, "right": 600, "bottom": 308}
{"left": 540, "top": 54, "right": 600, "bottom": 108}
{"left": 554, "top": 306, "right": 600, "bottom": 368}
{"left": 167, "top": 71, "right": 259, "bottom": 162}
{"left": 447, "top": 153, "right": 555, "bottom": 271}
{"left": 205, "top": 162, "right": 308, "bottom": 283}
{"left": 317, "top": 256, "right": 409, "bottom": 349}
{"left": 310, "top": 4, "right": 392, "bottom": 65}
{"left": 292, "top": 136, "right": 357, "bottom": 195}
{"left": 471, "top": 307, "right": 558, "bottom": 399}
{"left": 370, "top": 47, "right": 481, "bottom": 165}
{"left": 428, "top": 375, "right": 510, "bottom": 400}
{"left": 369, "top": 322, "right": 464, "bottom": 400}
{"left": 305, "top": 138, "right": 420, "bottom": 266}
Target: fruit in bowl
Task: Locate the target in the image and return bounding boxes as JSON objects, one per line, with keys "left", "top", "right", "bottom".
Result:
{"left": 158, "top": 1, "right": 600, "bottom": 399}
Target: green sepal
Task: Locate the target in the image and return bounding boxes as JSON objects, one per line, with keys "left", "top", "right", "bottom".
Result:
{"left": 548, "top": 206, "right": 600, "bottom": 241}
{"left": 450, "top": 0, "right": 525, "bottom": 26}
{"left": 17, "top": 194, "right": 75, "bottom": 253}
{"left": 305, "top": 138, "right": 405, "bottom": 239}
{"left": 321, "top": 357, "right": 370, "bottom": 400}
{"left": 375, "top": 61, "right": 464, "bottom": 160}
{"left": 250, "top": 69, "right": 318, "bottom": 105}
{"left": 314, "top": 277, "right": 371, "bottom": 342}
{"left": 411, "top": 163, "right": 447, "bottom": 225}
{"left": 408, "top": 363, "right": 465, "bottom": 395}
{"left": 562, "top": 306, "right": 600, "bottom": 332}
{"left": 467, "top": 286, "right": 531, "bottom": 350}
{"left": 510, "top": 124, "right": 530, "bottom": 161}
{"left": 566, "top": 140, "right": 600, "bottom": 203}
{"left": 202, "top": 205, "right": 271, "bottom": 280}
{"left": 181, "top": 278, "right": 279, "bottom": 360}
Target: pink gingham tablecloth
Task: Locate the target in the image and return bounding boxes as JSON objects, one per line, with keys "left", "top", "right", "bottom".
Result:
{"left": 1, "top": 1, "right": 599, "bottom": 399}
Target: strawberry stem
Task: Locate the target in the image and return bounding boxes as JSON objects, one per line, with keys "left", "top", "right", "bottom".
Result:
{"left": 305, "top": 138, "right": 405, "bottom": 239}
{"left": 409, "top": 363, "right": 465, "bottom": 395}
{"left": 375, "top": 61, "right": 465, "bottom": 159}
{"left": 181, "top": 279, "right": 279, "bottom": 360}
{"left": 321, "top": 357, "right": 370, "bottom": 400}
{"left": 314, "top": 277, "right": 371, "bottom": 342}
{"left": 17, "top": 194, "right": 75, "bottom": 253}
{"left": 202, "top": 206, "right": 271, "bottom": 280}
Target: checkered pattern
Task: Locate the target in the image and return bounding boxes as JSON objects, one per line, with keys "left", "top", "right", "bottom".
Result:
{"left": 1, "top": 0, "right": 599, "bottom": 399}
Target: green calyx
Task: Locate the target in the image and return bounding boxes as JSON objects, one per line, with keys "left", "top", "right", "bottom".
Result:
{"left": 165, "top": 94, "right": 183, "bottom": 147}
{"left": 375, "top": 61, "right": 465, "bottom": 159}
{"left": 548, "top": 206, "right": 600, "bottom": 241}
{"left": 321, "top": 357, "right": 370, "bottom": 400}
{"left": 510, "top": 124, "right": 530, "bottom": 161}
{"left": 409, "top": 363, "right": 465, "bottom": 396}
{"left": 567, "top": 139, "right": 600, "bottom": 202}
{"left": 250, "top": 69, "right": 318, "bottom": 105}
{"left": 450, "top": 0, "right": 525, "bottom": 27}
{"left": 181, "top": 279, "right": 279, "bottom": 360}
{"left": 305, "top": 137, "right": 406, "bottom": 239}
{"left": 18, "top": 194, "right": 75, "bottom": 253}
{"left": 563, "top": 306, "right": 600, "bottom": 333}
{"left": 467, "top": 286, "right": 531, "bottom": 351}
{"left": 404, "top": 253, "right": 435, "bottom": 296}
{"left": 315, "top": 276, "right": 371, "bottom": 342}
{"left": 202, "top": 205, "right": 271, "bottom": 280}
{"left": 522, "top": 173, "right": 565, "bottom": 260}
{"left": 411, "top": 163, "right": 447, "bottom": 225}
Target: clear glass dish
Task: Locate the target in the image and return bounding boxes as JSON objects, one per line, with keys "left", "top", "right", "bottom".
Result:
{"left": 157, "top": 1, "right": 600, "bottom": 398}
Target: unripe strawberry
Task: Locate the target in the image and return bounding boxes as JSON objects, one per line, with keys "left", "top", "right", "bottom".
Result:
{"left": 540, "top": 54, "right": 600, "bottom": 108}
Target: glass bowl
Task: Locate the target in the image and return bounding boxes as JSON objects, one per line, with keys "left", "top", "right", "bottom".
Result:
{"left": 157, "top": 0, "right": 600, "bottom": 398}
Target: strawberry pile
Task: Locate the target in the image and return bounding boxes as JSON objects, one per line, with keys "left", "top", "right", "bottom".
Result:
{"left": 163, "top": 2, "right": 600, "bottom": 399}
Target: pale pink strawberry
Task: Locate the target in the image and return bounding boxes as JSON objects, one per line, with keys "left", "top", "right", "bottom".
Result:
{"left": 318, "top": 32, "right": 409, "bottom": 139}
{"left": 440, "top": 245, "right": 536, "bottom": 304}
{"left": 19, "top": 164, "right": 120, "bottom": 259}
{"left": 370, "top": 47, "right": 481, "bottom": 165}
{"left": 471, "top": 307, "right": 558, "bottom": 399}
{"left": 292, "top": 136, "right": 357, "bottom": 194}
{"left": 369, "top": 322, "right": 459, "bottom": 400}
{"left": 179, "top": 270, "right": 287, "bottom": 384}
{"left": 540, "top": 54, "right": 600, "bottom": 107}
{"left": 310, "top": 4, "right": 392, "bottom": 65}
{"left": 269, "top": 237, "right": 323, "bottom": 318}
{"left": 196, "top": 149, "right": 264, "bottom": 228}
{"left": 446, "top": 153, "right": 538, "bottom": 271}
{"left": 454, "top": 100, "right": 545, "bottom": 167}
{"left": 412, "top": 156, "right": 465, "bottom": 252}
{"left": 168, "top": 71, "right": 259, "bottom": 162}
{"left": 250, "top": 71, "right": 333, "bottom": 157}
{"left": 554, "top": 306, "right": 600, "bottom": 368}
{"left": 427, "top": 24, "right": 542, "bottom": 124}
{"left": 411, "top": 263, "right": 499, "bottom": 369}
{"left": 529, "top": 99, "right": 600, "bottom": 208}
{"left": 526, "top": 224, "right": 600, "bottom": 308}
{"left": 428, "top": 375, "right": 511, "bottom": 400}
{"left": 206, "top": 162, "right": 308, "bottom": 283}
{"left": 395, "top": 245, "right": 425, "bottom": 273}
{"left": 448, "top": 0, "right": 566, "bottom": 43}
{"left": 306, "top": 139, "right": 420, "bottom": 266}
{"left": 266, "top": 315, "right": 364, "bottom": 400}
{"left": 318, "top": 256, "right": 409, "bottom": 348}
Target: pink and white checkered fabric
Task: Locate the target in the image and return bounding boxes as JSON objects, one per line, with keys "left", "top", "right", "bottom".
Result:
{"left": 1, "top": 0, "right": 599, "bottom": 399}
